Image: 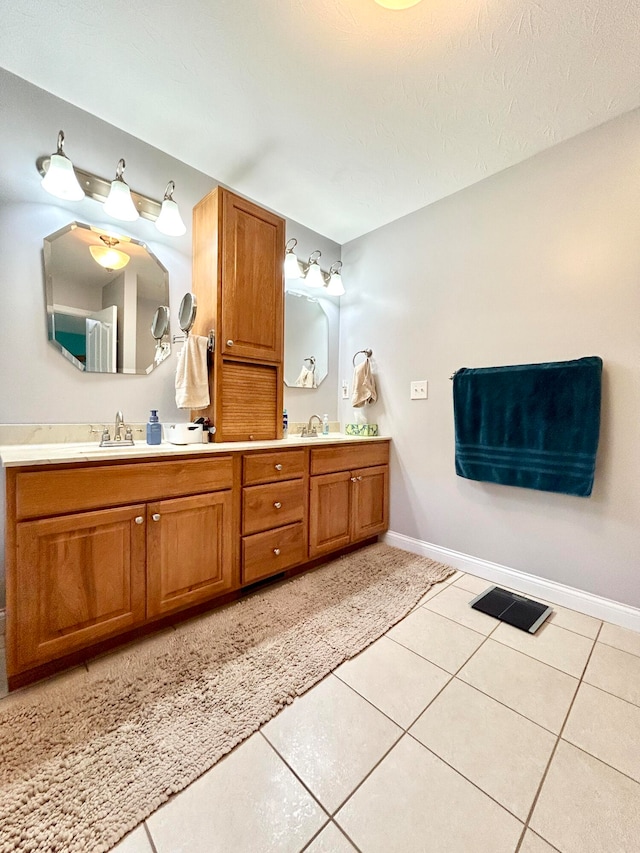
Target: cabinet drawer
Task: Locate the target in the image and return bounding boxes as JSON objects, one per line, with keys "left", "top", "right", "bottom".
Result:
{"left": 243, "top": 449, "right": 306, "bottom": 485}
{"left": 15, "top": 456, "right": 234, "bottom": 520}
{"left": 243, "top": 479, "right": 305, "bottom": 535}
{"left": 310, "top": 441, "right": 389, "bottom": 476}
{"left": 242, "top": 522, "right": 306, "bottom": 584}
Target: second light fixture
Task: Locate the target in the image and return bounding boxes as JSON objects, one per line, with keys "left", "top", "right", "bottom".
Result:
{"left": 284, "top": 239, "right": 345, "bottom": 296}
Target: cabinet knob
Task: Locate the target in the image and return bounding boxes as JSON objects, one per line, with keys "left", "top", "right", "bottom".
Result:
{"left": 135, "top": 516, "right": 144, "bottom": 525}
{"left": 249, "top": 434, "right": 255, "bottom": 440}
{"left": 350, "top": 477, "right": 357, "bottom": 482}
{"left": 273, "top": 548, "right": 281, "bottom": 556}
{"left": 227, "top": 339, "right": 234, "bottom": 347}
{"left": 152, "top": 513, "right": 161, "bottom": 522}
{"left": 357, "top": 476, "right": 363, "bottom": 481}
{"left": 274, "top": 501, "right": 282, "bottom": 509}
{"left": 274, "top": 463, "right": 283, "bottom": 471}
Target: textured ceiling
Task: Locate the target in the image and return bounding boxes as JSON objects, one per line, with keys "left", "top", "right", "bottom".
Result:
{"left": 1, "top": 0, "right": 639, "bottom": 243}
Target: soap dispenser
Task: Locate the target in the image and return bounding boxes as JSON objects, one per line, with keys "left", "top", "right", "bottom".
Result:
{"left": 147, "top": 410, "right": 162, "bottom": 445}
{"left": 322, "top": 413, "right": 329, "bottom": 436}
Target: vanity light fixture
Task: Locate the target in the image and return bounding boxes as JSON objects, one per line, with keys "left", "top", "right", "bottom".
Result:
{"left": 37, "top": 130, "right": 188, "bottom": 237}
{"left": 103, "top": 159, "right": 140, "bottom": 222}
{"left": 284, "top": 240, "right": 345, "bottom": 296}
{"left": 40, "top": 130, "right": 85, "bottom": 201}
{"left": 89, "top": 235, "right": 131, "bottom": 271}
{"left": 155, "top": 181, "right": 187, "bottom": 236}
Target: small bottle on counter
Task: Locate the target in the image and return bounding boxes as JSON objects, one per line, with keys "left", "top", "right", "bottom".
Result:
{"left": 283, "top": 409, "right": 289, "bottom": 438}
{"left": 146, "top": 410, "right": 162, "bottom": 445}
{"left": 322, "top": 413, "right": 329, "bottom": 436}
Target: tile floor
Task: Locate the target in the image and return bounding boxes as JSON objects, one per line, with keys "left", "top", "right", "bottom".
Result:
{"left": 2, "top": 570, "right": 640, "bottom": 852}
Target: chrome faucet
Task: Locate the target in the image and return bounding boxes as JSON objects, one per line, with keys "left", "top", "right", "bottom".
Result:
{"left": 302, "top": 414, "right": 323, "bottom": 437}
{"left": 114, "top": 410, "right": 125, "bottom": 441}
{"left": 99, "top": 411, "right": 135, "bottom": 447}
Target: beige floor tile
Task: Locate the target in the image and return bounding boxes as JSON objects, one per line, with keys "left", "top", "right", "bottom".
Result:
{"left": 563, "top": 682, "right": 640, "bottom": 783}
{"left": 453, "top": 574, "right": 495, "bottom": 595}
{"left": 458, "top": 638, "right": 578, "bottom": 733}
{"left": 583, "top": 642, "right": 640, "bottom": 707}
{"left": 424, "top": 584, "right": 498, "bottom": 635}
{"left": 336, "top": 734, "right": 522, "bottom": 853}
{"left": 519, "top": 830, "right": 560, "bottom": 853}
{"left": 262, "top": 674, "right": 401, "bottom": 813}
{"left": 542, "top": 603, "right": 601, "bottom": 639}
{"left": 387, "top": 607, "right": 486, "bottom": 674}
{"left": 304, "top": 822, "right": 357, "bottom": 852}
{"left": 412, "top": 582, "right": 447, "bottom": 609}
{"left": 492, "top": 620, "right": 593, "bottom": 677}
{"left": 598, "top": 621, "right": 640, "bottom": 658}
{"left": 146, "top": 733, "right": 326, "bottom": 853}
{"left": 111, "top": 826, "right": 154, "bottom": 853}
{"left": 410, "top": 679, "right": 555, "bottom": 820}
{"left": 334, "top": 636, "right": 450, "bottom": 728}
{"left": 443, "top": 569, "right": 465, "bottom": 585}
{"left": 530, "top": 740, "right": 640, "bottom": 853}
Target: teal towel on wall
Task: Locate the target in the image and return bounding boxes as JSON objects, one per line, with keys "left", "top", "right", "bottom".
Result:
{"left": 453, "top": 357, "right": 603, "bottom": 497}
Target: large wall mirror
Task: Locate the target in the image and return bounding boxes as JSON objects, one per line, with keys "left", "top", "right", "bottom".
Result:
{"left": 284, "top": 290, "right": 329, "bottom": 388}
{"left": 44, "top": 222, "right": 170, "bottom": 374}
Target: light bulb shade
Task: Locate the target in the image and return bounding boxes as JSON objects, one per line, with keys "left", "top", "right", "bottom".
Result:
{"left": 103, "top": 179, "right": 140, "bottom": 221}
{"left": 89, "top": 244, "right": 130, "bottom": 271}
{"left": 305, "top": 261, "right": 325, "bottom": 289}
{"left": 41, "top": 153, "right": 85, "bottom": 201}
{"left": 374, "top": 0, "right": 422, "bottom": 8}
{"left": 284, "top": 251, "right": 302, "bottom": 279}
{"left": 155, "top": 197, "right": 186, "bottom": 236}
{"left": 326, "top": 271, "right": 345, "bottom": 296}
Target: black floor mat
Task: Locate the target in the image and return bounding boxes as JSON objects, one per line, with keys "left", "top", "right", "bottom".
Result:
{"left": 470, "top": 586, "right": 553, "bottom": 633}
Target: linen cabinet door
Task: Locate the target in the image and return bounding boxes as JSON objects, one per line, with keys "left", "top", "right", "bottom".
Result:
{"left": 146, "top": 491, "right": 234, "bottom": 617}
{"left": 308, "top": 471, "right": 352, "bottom": 558}
{"left": 220, "top": 190, "right": 285, "bottom": 363}
{"left": 351, "top": 465, "right": 389, "bottom": 542}
{"left": 14, "top": 505, "right": 146, "bottom": 670}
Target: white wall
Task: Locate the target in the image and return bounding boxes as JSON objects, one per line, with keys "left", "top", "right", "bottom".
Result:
{"left": 339, "top": 108, "right": 640, "bottom": 608}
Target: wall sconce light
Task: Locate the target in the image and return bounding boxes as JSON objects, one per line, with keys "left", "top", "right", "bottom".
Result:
{"left": 89, "top": 235, "right": 131, "bottom": 271}
{"left": 40, "top": 130, "right": 85, "bottom": 201}
{"left": 284, "top": 239, "right": 345, "bottom": 296}
{"left": 155, "top": 181, "right": 187, "bottom": 236}
{"left": 37, "top": 130, "right": 187, "bottom": 238}
{"left": 103, "top": 159, "right": 139, "bottom": 222}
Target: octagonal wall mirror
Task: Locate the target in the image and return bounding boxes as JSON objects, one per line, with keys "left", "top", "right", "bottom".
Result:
{"left": 44, "top": 221, "right": 170, "bottom": 374}
{"left": 284, "top": 290, "right": 329, "bottom": 388}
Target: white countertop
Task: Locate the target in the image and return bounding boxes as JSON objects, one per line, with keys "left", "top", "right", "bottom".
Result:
{"left": 0, "top": 433, "right": 390, "bottom": 468}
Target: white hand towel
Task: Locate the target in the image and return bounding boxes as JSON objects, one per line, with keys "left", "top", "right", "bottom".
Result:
{"left": 351, "top": 358, "right": 377, "bottom": 407}
{"left": 175, "top": 335, "right": 210, "bottom": 410}
{"left": 295, "top": 365, "right": 317, "bottom": 388}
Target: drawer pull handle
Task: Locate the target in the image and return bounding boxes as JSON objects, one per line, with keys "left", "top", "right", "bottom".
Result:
{"left": 350, "top": 477, "right": 357, "bottom": 482}
{"left": 152, "top": 513, "right": 161, "bottom": 522}
{"left": 273, "top": 548, "right": 281, "bottom": 556}
{"left": 227, "top": 339, "right": 234, "bottom": 346}
{"left": 274, "top": 501, "right": 282, "bottom": 509}
{"left": 135, "top": 516, "right": 144, "bottom": 525}
{"left": 274, "top": 463, "right": 283, "bottom": 471}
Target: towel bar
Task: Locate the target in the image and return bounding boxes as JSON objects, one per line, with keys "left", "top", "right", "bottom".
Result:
{"left": 172, "top": 330, "right": 215, "bottom": 351}
{"left": 352, "top": 348, "right": 373, "bottom": 366}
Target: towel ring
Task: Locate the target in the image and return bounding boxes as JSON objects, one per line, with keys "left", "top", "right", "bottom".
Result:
{"left": 352, "top": 348, "right": 373, "bottom": 367}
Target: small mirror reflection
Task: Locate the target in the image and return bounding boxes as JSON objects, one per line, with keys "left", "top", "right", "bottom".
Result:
{"left": 284, "top": 291, "right": 329, "bottom": 388}
{"left": 44, "top": 222, "right": 170, "bottom": 374}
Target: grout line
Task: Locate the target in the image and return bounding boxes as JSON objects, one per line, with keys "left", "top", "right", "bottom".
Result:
{"left": 297, "top": 818, "right": 333, "bottom": 852}
{"left": 580, "top": 676, "right": 640, "bottom": 711}
{"left": 489, "top": 626, "right": 595, "bottom": 680}
{"left": 512, "top": 620, "right": 604, "bottom": 853}
{"left": 259, "top": 730, "right": 333, "bottom": 817}
{"left": 597, "top": 638, "right": 640, "bottom": 659}
{"left": 143, "top": 821, "right": 159, "bottom": 853}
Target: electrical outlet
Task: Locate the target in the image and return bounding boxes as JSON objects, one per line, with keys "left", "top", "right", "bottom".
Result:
{"left": 342, "top": 381, "right": 349, "bottom": 399}
{"left": 410, "top": 380, "right": 428, "bottom": 400}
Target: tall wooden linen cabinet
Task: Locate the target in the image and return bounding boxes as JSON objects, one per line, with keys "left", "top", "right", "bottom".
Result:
{"left": 191, "top": 187, "right": 285, "bottom": 441}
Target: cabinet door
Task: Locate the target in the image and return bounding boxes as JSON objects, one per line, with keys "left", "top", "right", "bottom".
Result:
{"left": 351, "top": 465, "right": 389, "bottom": 541}
{"left": 15, "top": 505, "right": 146, "bottom": 669}
{"left": 308, "top": 472, "right": 352, "bottom": 558}
{"left": 146, "top": 491, "right": 234, "bottom": 617}
{"left": 220, "top": 190, "right": 284, "bottom": 362}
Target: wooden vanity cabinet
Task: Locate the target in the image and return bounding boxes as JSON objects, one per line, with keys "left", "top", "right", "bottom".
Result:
{"left": 192, "top": 187, "right": 285, "bottom": 441}
{"left": 308, "top": 443, "right": 389, "bottom": 558}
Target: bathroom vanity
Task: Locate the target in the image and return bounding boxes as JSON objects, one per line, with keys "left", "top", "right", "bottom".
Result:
{"left": 2, "top": 436, "right": 389, "bottom": 688}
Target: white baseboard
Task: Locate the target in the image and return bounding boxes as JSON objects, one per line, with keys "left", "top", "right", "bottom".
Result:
{"left": 384, "top": 531, "right": 640, "bottom": 633}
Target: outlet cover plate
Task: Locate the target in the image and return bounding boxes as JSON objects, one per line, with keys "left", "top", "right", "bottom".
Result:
{"left": 410, "top": 380, "right": 428, "bottom": 400}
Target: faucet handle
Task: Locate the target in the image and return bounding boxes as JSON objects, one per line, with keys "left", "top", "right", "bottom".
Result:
{"left": 124, "top": 425, "right": 133, "bottom": 441}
